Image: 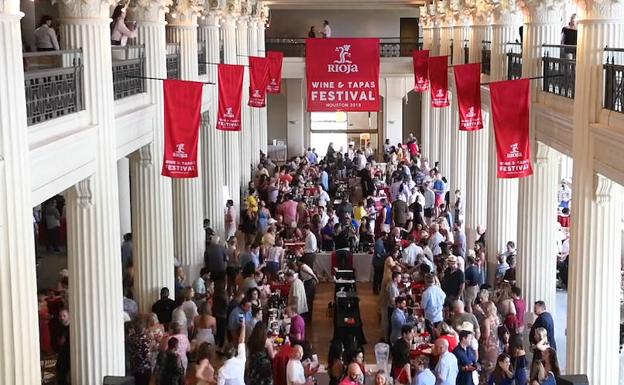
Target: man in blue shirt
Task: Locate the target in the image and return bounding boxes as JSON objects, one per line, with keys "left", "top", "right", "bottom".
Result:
{"left": 452, "top": 330, "right": 479, "bottom": 385}
{"left": 228, "top": 297, "right": 253, "bottom": 338}
{"left": 372, "top": 232, "right": 388, "bottom": 294}
{"left": 421, "top": 274, "right": 446, "bottom": 326}
{"left": 390, "top": 296, "right": 409, "bottom": 342}
{"left": 530, "top": 300, "right": 557, "bottom": 350}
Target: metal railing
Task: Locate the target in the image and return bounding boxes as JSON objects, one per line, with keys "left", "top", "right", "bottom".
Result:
{"left": 111, "top": 45, "right": 145, "bottom": 100}
{"left": 264, "top": 37, "right": 422, "bottom": 58}
{"left": 481, "top": 41, "right": 491, "bottom": 75}
{"left": 23, "top": 49, "right": 84, "bottom": 126}
{"left": 464, "top": 40, "right": 469, "bottom": 64}
{"left": 450, "top": 39, "right": 454, "bottom": 65}
{"left": 506, "top": 42, "right": 522, "bottom": 80}
{"left": 604, "top": 47, "right": 624, "bottom": 113}
{"left": 198, "top": 41, "right": 206, "bottom": 75}
{"left": 542, "top": 44, "right": 576, "bottom": 99}
{"left": 166, "top": 43, "right": 180, "bottom": 79}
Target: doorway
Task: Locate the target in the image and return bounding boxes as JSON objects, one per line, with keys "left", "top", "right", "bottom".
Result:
{"left": 400, "top": 17, "right": 419, "bottom": 56}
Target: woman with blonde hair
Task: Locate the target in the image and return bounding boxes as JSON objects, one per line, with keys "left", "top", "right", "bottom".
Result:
{"left": 146, "top": 312, "right": 165, "bottom": 368}
{"left": 479, "top": 301, "right": 501, "bottom": 377}
{"left": 193, "top": 301, "right": 216, "bottom": 348}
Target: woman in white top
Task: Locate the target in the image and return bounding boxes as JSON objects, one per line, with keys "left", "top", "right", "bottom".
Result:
{"left": 110, "top": 5, "right": 137, "bottom": 46}
{"left": 193, "top": 302, "right": 216, "bottom": 348}
{"left": 34, "top": 16, "right": 60, "bottom": 51}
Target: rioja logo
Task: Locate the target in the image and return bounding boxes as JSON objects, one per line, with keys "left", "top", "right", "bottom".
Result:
{"left": 465, "top": 106, "right": 476, "bottom": 118}
{"left": 224, "top": 107, "right": 235, "bottom": 118}
{"left": 328, "top": 44, "right": 359, "bottom": 74}
{"left": 507, "top": 143, "right": 522, "bottom": 158}
{"left": 252, "top": 89, "right": 261, "bottom": 98}
{"left": 174, "top": 143, "right": 188, "bottom": 158}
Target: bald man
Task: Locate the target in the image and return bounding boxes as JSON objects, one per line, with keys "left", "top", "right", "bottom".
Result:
{"left": 433, "top": 338, "right": 458, "bottom": 385}
{"left": 340, "top": 362, "right": 364, "bottom": 385}
{"left": 287, "top": 345, "right": 314, "bottom": 385}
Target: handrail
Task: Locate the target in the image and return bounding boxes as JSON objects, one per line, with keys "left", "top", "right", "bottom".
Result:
{"left": 542, "top": 44, "right": 577, "bottom": 49}
{"left": 23, "top": 48, "right": 82, "bottom": 58}
{"left": 265, "top": 36, "right": 421, "bottom": 41}
{"left": 24, "top": 65, "right": 78, "bottom": 78}
{"left": 605, "top": 47, "right": 624, "bottom": 53}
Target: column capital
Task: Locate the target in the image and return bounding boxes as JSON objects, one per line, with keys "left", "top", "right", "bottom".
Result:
{"left": 129, "top": 0, "right": 170, "bottom": 22}
{"left": 576, "top": 0, "right": 624, "bottom": 20}
{"left": 1, "top": 0, "right": 21, "bottom": 14}
{"left": 594, "top": 173, "right": 617, "bottom": 204}
{"left": 534, "top": 141, "right": 559, "bottom": 165}
{"left": 487, "top": 0, "right": 522, "bottom": 25}
{"left": 166, "top": 0, "right": 202, "bottom": 25}
{"left": 518, "top": 0, "right": 565, "bottom": 23}
{"left": 199, "top": 10, "right": 220, "bottom": 27}
{"left": 53, "top": 0, "right": 113, "bottom": 19}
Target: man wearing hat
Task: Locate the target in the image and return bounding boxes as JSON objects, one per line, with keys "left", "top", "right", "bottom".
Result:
{"left": 441, "top": 255, "right": 465, "bottom": 303}
{"left": 452, "top": 330, "right": 479, "bottom": 385}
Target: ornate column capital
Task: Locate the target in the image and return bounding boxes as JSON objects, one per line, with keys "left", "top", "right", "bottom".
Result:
{"left": 1, "top": 0, "right": 22, "bottom": 14}
{"left": 486, "top": 0, "right": 522, "bottom": 24}
{"left": 199, "top": 9, "right": 220, "bottom": 26}
{"left": 53, "top": 0, "right": 114, "bottom": 19}
{"left": 518, "top": 0, "right": 565, "bottom": 23}
{"left": 129, "top": 0, "right": 171, "bottom": 22}
{"left": 166, "top": 0, "right": 203, "bottom": 25}
{"left": 576, "top": 0, "right": 624, "bottom": 20}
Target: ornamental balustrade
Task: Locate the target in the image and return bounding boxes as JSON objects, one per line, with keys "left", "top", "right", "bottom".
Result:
{"left": 111, "top": 45, "right": 146, "bottom": 100}
{"left": 542, "top": 44, "right": 576, "bottom": 99}
{"left": 604, "top": 47, "right": 624, "bottom": 113}
{"left": 506, "top": 42, "right": 522, "bottom": 80}
{"left": 166, "top": 43, "right": 181, "bottom": 79}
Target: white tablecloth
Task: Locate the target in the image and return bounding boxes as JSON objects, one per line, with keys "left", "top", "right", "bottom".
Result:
{"left": 314, "top": 252, "right": 373, "bottom": 282}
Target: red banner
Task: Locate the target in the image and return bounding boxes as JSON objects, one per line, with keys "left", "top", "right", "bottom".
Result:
{"left": 453, "top": 63, "right": 483, "bottom": 131}
{"left": 249, "top": 56, "right": 269, "bottom": 108}
{"left": 412, "top": 50, "right": 430, "bottom": 92}
{"left": 428, "top": 55, "right": 450, "bottom": 107}
{"left": 490, "top": 78, "right": 533, "bottom": 179}
{"left": 162, "top": 79, "right": 203, "bottom": 178}
{"left": 305, "top": 38, "right": 380, "bottom": 112}
{"left": 217, "top": 64, "right": 244, "bottom": 131}
{"left": 266, "top": 51, "right": 283, "bottom": 94}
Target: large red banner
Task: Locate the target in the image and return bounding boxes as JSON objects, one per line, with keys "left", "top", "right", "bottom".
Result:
{"left": 249, "top": 56, "right": 269, "bottom": 108}
{"left": 490, "top": 78, "right": 533, "bottom": 179}
{"left": 162, "top": 79, "right": 203, "bottom": 178}
{"left": 305, "top": 38, "right": 380, "bottom": 112}
{"left": 453, "top": 63, "right": 484, "bottom": 131}
{"left": 266, "top": 51, "right": 283, "bottom": 94}
{"left": 413, "top": 50, "right": 430, "bottom": 92}
{"left": 428, "top": 55, "right": 450, "bottom": 107}
{"left": 217, "top": 64, "right": 244, "bottom": 131}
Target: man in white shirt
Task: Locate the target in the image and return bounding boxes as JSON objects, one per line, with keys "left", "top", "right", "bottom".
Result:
{"left": 428, "top": 223, "right": 444, "bottom": 256}
{"left": 322, "top": 20, "right": 331, "bottom": 38}
{"left": 302, "top": 224, "right": 318, "bottom": 269}
{"left": 287, "top": 345, "right": 314, "bottom": 385}
{"left": 287, "top": 270, "right": 308, "bottom": 316}
{"left": 433, "top": 338, "right": 458, "bottom": 385}
{"left": 402, "top": 235, "right": 424, "bottom": 266}
{"left": 34, "top": 16, "right": 60, "bottom": 51}
{"left": 218, "top": 321, "right": 246, "bottom": 385}
{"left": 318, "top": 186, "right": 330, "bottom": 207}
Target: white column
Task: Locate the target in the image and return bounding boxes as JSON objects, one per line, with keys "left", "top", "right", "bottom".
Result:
{"left": 117, "top": 157, "right": 131, "bottom": 237}
{"left": 248, "top": 16, "right": 260, "bottom": 166}
{"left": 237, "top": 15, "right": 252, "bottom": 185}
{"left": 128, "top": 0, "right": 175, "bottom": 312}
{"left": 465, "top": 109, "right": 489, "bottom": 247}
{"left": 485, "top": 9, "right": 520, "bottom": 282}
{"left": 438, "top": 92, "right": 451, "bottom": 176}
{"left": 167, "top": 6, "right": 204, "bottom": 281}
{"left": 286, "top": 78, "right": 305, "bottom": 157}
{"left": 448, "top": 83, "right": 467, "bottom": 203}
{"left": 256, "top": 13, "right": 268, "bottom": 154}
{"left": 198, "top": 12, "right": 225, "bottom": 237}
{"left": 384, "top": 77, "right": 405, "bottom": 146}
{"left": 221, "top": 12, "right": 241, "bottom": 210}
{"left": 419, "top": 11, "right": 432, "bottom": 158}
{"left": 567, "top": 2, "right": 624, "bottom": 383}
{"left": 57, "top": 0, "right": 125, "bottom": 381}
{"left": 516, "top": 142, "right": 559, "bottom": 313}
{"left": 0, "top": 2, "right": 41, "bottom": 383}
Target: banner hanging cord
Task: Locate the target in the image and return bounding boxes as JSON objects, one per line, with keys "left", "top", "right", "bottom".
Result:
{"left": 480, "top": 74, "right": 563, "bottom": 86}
{"left": 125, "top": 75, "right": 215, "bottom": 85}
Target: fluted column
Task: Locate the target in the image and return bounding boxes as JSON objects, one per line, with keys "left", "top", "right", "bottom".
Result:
{"left": 221, "top": 12, "right": 241, "bottom": 209}
{"left": 167, "top": 6, "right": 204, "bottom": 281}
{"left": 516, "top": 142, "right": 559, "bottom": 315}
{"left": 485, "top": 9, "right": 521, "bottom": 281}
{"left": 0, "top": 2, "right": 41, "bottom": 383}
{"left": 237, "top": 15, "right": 252, "bottom": 185}
{"left": 465, "top": 109, "right": 489, "bottom": 247}
{"left": 57, "top": 0, "right": 125, "bottom": 381}
{"left": 449, "top": 82, "right": 467, "bottom": 203}
{"left": 117, "top": 157, "right": 132, "bottom": 236}
{"left": 199, "top": 11, "right": 225, "bottom": 236}
{"left": 128, "top": 0, "right": 175, "bottom": 312}
{"left": 248, "top": 16, "right": 260, "bottom": 166}
{"left": 567, "top": 2, "right": 624, "bottom": 383}
{"left": 438, "top": 91, "right": 451, "bottom": 175}
{"left": 420, "top": 10, "right": 432, "bottom": 158}
{"left": 256, "top": 11, "right": 268, "bottom": 154}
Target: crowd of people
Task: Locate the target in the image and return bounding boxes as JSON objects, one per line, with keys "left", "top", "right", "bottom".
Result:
{"left": 35, "top": 134, "right": 567, "bottom": 385}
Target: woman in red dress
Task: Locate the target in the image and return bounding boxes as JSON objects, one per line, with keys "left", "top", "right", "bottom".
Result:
{"left": 38, "top": 291, "right": 53, "bottom": 354}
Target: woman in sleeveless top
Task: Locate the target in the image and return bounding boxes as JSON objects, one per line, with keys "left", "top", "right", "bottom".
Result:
{"left": 193, "top": 302, "right": 216, "bottom": 348}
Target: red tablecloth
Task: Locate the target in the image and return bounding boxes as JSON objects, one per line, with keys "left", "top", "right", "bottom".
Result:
{"left": 331, "top": 251, "right": 354, "bottom": 270}
{"left": 273, "top": 343, "right": 293, "bottom": 385}
{"left": 558, "top": 215, "right": 570, "bottom": 228}
{"left": 270, "top": 282, "right": 291, "bottom": 298}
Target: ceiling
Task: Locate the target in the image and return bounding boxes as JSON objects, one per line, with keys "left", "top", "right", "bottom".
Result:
{"left": 264, "top": 0, "right": 426, "bottom": 10}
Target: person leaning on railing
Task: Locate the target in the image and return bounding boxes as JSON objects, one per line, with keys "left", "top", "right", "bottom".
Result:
{"left": 110, "top": 4, "right": 138, "bottom": 47}
{"left": 34, "top": 15, "right": 60, "bottom": 52}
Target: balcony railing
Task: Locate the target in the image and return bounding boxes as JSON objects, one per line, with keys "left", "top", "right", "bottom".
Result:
{"left": 542, "top": 44, "right": 576, "bottom": 99}
{"left": 264, "top": 37, "right": 421, "bottom": 58}
{"left": 166, "top": 43, "right": 180, "bottom": 79}
{"left": 506, "top": 42, "right": 522, "bottom": 80}
{"left": 464, "top": 40, "right": 469, "bottom": 64}
{"left": 604, "top": 47, "right": 624, "bottom": 113}
{"left": 112, "top": 45, "right": 145, "bottom": 100}
{"left": 198, "top": 41, "right": 207, "bottom": 76}
{"left": 481, "top": 41, "right": 491, "bottom": 75}
{"left": 23, "top": 49, "right": 84, "bottom": 126}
